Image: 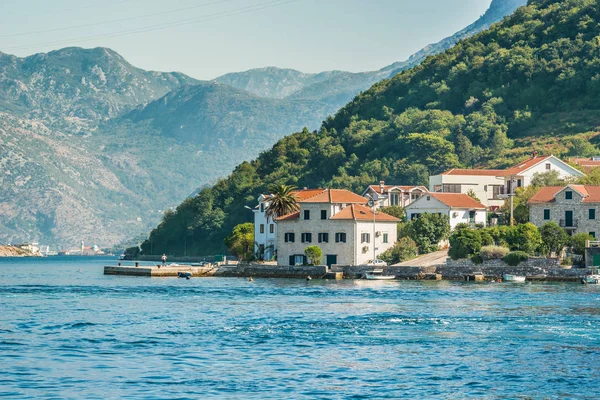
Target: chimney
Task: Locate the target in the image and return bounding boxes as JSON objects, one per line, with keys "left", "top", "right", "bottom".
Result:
{"left": 532, "top": 150, "right": 538, "bottom": 158}
{"left": 379, "top": 181, "right": 385, "bottom": 193}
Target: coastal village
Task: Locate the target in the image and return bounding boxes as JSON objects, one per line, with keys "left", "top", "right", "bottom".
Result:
{"left": 247, "top": 153, "right": 600, "bottom": 273}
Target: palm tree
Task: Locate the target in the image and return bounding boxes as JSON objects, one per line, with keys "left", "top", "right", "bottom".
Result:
{"left": 265, "top": 184, "right": 299, "bottom": 222}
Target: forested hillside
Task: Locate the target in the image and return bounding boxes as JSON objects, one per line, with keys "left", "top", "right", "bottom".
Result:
{"left": 140, "top": 0, "right": 600, "bottom": 256}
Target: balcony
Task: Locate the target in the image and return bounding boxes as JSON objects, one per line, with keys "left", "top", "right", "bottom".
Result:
{"left": 559, "top": 219, "right": 578, "bottom": 228}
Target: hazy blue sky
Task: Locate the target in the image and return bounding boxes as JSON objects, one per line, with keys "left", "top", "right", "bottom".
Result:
{"left": 0, "top": 0, "right": 492, "bottom": 79}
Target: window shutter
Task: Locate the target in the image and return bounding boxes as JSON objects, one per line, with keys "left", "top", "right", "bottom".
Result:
{"left": 289, "top": 255, "right": 294, "bottom": 266}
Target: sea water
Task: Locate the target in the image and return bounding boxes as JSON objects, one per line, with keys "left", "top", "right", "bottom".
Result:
{"left": 1, "top": 256, "right": 599, "bottom": 399}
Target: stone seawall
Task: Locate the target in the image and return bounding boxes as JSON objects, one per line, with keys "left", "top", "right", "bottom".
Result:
{"left": 220, "top": 264, "right": 328, "bottom": 279}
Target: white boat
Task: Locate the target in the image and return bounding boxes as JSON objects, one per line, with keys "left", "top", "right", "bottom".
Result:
{"left": 503, "top": 274, "right": 526, "bottom": 283}
{"left": 364, "top": 272, "right": 396, "bottom": 280}
{"left": 582, "top": 274, "right": 600, "bottom": 284}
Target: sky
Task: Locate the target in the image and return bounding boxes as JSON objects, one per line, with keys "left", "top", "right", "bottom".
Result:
{"left": 0, "top": 0, "right": 493, "bottom": 80}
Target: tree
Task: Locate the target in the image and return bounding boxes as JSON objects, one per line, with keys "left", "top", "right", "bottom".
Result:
{"left": 224, "top": 223, "right": 254, "bottom": 261}
{"left": 571, "top": 233, "right": 594, "bottom": 261}
{"left": 506, "top": 223, "right": 543, "bottom": 255}
{"left": 379, "top": 206, "right": 406, "bottom": 222}
{"left": 265, "top": 184, "right": 299, "bottom": 221}
{"left": 304, "top": 246, "right": 323, "bottom": 265}
{"left": 539, "top": 222, "right": 569, "bottom": 257}
{"left": 407, "top": 213, "right": 451, "bottom": 254}
{"left": 466, "top": 189, "right": 480, "bottom": 202}
{"left": 380, "top": 237, "right": 418, "bottom": 264}
{"left": 449, "top": 227, "right": 483, "bottom": 260}
{"left": 531, "top": 170, "right": 564, "bottom": 187}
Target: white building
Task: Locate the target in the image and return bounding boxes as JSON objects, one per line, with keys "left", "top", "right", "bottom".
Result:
{"left": 405, "top": 193, "right": 487, "bottom": 230}
{"left": 429, "top": 154, "right": 585, "bottom": 210}
{"left": 362, "top": 181, "right": 429, "bottom": 207}
{"left": 275, "top": 189, "right": 400, "bottom": 266}
{"left": 252, "top": 189, "right": 328, "bottom": 260}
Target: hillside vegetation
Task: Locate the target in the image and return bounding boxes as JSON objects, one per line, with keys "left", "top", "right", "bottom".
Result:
{"left": 140, "top": 0, "right": 600, "bottom": 256}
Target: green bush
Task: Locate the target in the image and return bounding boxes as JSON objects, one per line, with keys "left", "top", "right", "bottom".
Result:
{"left": 304, "top": 246, "right": 323, "bottom": 266}
{"left": 506, "top": 223, "right": 543, "bottom": 255}
{"left": 449, "top": 227, "right": 482, "bottom": 260}
{"left": 406, "top": 213, "right": 450, "bottom": 254}
{"left": 539, "top": 221, "right": 569, "bottom": 257}
{"left": 480, "top": 231, "right": 494, "bottom": 246}
{"left": 502, "top": 251, "right": 529, "bottom": 266}
{"left": 471, "top": 254, "right": 483, "bottom": 265}
{"left": 480, "top": 245, "right": 510, "bottom": 260}
{"left": 380, "top": 237, "right": 418, "bottom": 265}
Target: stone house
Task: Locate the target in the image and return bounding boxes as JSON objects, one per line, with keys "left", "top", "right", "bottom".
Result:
{"left": 275, "top": 189, "right": 399, "bottom": 266}
{"left": 362, "top": 181, "right": 428, "bottom": 207}
{"left": 405, "top": 193, "right": 487, "bottom": 230}
{"left": 528, "top": 185, "right": 600, "bottom": 238}
{"left": 429, "top": 154, "right": 585, "bottom": 210}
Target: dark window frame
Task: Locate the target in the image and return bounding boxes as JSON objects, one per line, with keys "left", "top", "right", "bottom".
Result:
{"left": 318, "top": 233, "right": 329, "bottom": 243}
{"left": 543, "top": 209, "right": 550, "bottom": 220}
{"left": 303, "top": 210, "right": 310, "bottom": 220}
{"left": 321, "top": 210, "right": 327, "bottom": 220}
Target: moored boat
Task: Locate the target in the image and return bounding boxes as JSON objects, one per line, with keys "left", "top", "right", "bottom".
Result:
{"left": 177, "top": 271, "right": 192, "bottom": 278}
{"left": 503, "top": 274, "right": 526, "bottom": 283}
{"left": 364, "top": 271, "right": 395, "bottom": 280}
{"left": 581, "top": 274, "right": 600, "bottom": 284}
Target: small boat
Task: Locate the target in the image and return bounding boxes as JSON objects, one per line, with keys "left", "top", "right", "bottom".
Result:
{"left": 582, "top": 274, "right": 600, "bottom": 284}
{"left": 503, "top": 274, "right": 526, "bottom": 283}
{"left": 364, "top": 272, "right": 395, "bottom": 280}
{"left": 177, "top": 271, "right": 192, "bottom": 278}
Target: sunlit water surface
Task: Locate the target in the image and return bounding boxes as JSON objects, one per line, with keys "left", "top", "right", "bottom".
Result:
{"left": 1, "top": 256, "right": 599, "bottom": 399}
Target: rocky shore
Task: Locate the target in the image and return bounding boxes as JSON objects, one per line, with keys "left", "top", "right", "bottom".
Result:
{"left": 0, "top": 246, "right": 41, "bottom": 257}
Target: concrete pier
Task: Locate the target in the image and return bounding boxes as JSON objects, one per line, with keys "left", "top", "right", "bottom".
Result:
{"left": 104, "top": 265, "right": 218, "bottom": 277}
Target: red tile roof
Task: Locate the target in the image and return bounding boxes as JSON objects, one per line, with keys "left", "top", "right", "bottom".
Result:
{"left": 367, "top": 185, "right": 429, "bottom": 194}
{"left": 528, "top": 185, "right": 600, "bottom": 204}
{"left": 275, "top": 211, "right": 300, "bottom": 221}
{"left": 330, "top": 204, "right": 400, "bottom": 222}
{"left": 426, "top": 193, "right": 487, "bottom": 209}
{"left": 440, "top": 169, "right": 506, "bottom": 177}
{"left": 504, "top": 156, "right": 552, "bottom": 175}
{"left": 300, "top": 189, "right": 368, "bottom": 204}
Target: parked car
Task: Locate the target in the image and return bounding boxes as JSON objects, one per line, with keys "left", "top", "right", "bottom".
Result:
{"left": 367, "top": 259, "right": 388, "bottom": 267}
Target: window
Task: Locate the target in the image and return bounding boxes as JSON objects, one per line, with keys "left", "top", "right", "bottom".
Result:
{"left": 318, "top": 233, "right": 329, "bottom": 243}
{"left": 517, "top": 179, "right": 522, "bottom": 188}
{"left": 546, "top": 163, "right": 551, "bottom": 170}
{"left": 427, "top": 196, "right": 431, "bottom": 201}
{"left": 492, "top": 186, "right": 503, "bottom": 200}
{"left": 335, "top": 232, "right": 347, "bottom": 243}
{"left": 269, "top": 224, "right": 274, "bottom": 233}
{"left": 361, "top": 233, "right": 370, "bottom": 243}
{"left": 390, "top": 192, "right": 399, "bottom": 206}
{"left": 589, "top": 209, "right": 596, "bottom": 220}
{"left": 321, "top": 210, "right": 327, "bottom": 220}
{"left": 590, "top": 232, "right": 596, "bottom": 239}
{"left": 411, "top": 213, "right": 421, "bottom": 221}
{"left": 433, "top": 185, "right": 442, "bottom": 193}
{"left": 565, "top": 191, "right": 573, "bottom": 200}
{"left": 383, "top": 233, "right": 388, "bottom": 244}
{"left": 284, "top": 233, "right": 295, "bottom": 243}
{"left": 443, "top": 184, "right": 461, "bottom": 193}
{"left": 301, "top": 233, "right": 312, "bottom": 243}
{"left": 260, "top": 224, "right": 265, "bottom": 234}
{"left": 260, "top": 203, "right": 265, "bottom": 212}
{"left": 411, "top": 193, "right": 419, "bottom": 200}
{"left": 543, "top": 209, "right": 550, "bottom": 220}
{"left": 304, "top": 210, "right": 310, "bottom": 220}
{"left": 469, "top": 211, "right": 476, "bottom": 223}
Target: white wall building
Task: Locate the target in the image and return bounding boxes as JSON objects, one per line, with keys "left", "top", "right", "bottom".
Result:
{"left": 252, "top": 194, "right": 277, "bottom": 260}
{"left": 405, "top": 193, "right": 487, "bottom": 231}
{"left": 362, "top": 182, "right": 428, "bottom": 208}
{"left": 275, "top": 189, "right": 400, "bottom": 266}
{"left": 429, "top": 154, "right": 586, "bottom": 210}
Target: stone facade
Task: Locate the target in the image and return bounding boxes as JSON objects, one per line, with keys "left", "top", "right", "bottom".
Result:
{"left": 529, "top": 186, "right": 599, "bottom": 238}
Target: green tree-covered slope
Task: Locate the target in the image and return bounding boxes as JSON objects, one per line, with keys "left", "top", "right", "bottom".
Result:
{"left": 141, "top": 0, "right": 600, "bottom": 256}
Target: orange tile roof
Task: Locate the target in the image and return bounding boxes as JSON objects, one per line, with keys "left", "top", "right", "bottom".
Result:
{"left": 440, "top": 169, "right": 506, "bottom": 177}
{"left": 426, "top": 193, "right": 487, "bottom": 209}
{"left": 504, "top": 156, "right": 552, "bottom": 175}
{"left": 275, "top": 211, "right": 300, "bottom": 221}
{"left": 330, "top": 204, "right": 400, "bottom": 222}
{"left": 367, "top": 185, "right": 429, "bottom": 194}
{"left": 528, "top": 185, "right": 600, "bottom": 204}
{"left": 300, "top": 189, "right": 368, "bottom": 204}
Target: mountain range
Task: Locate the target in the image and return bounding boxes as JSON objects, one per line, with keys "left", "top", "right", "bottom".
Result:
{"left": 0, "top": 0, "right": 526, "bottom": 248}
{"left": 139, "top": 0, "right": 600, "bottom": 257}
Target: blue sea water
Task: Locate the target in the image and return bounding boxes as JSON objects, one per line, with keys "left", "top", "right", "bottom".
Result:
{"left": 1, "top": 256, "right": 599, "bottom": 399}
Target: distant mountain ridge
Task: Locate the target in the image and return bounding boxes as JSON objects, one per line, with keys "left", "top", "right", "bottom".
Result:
{"left": 0, "top": 0, "right": 527, "bottom": 248}
{"left": 215, "top": 0, "right": 527, "bottom": 109}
